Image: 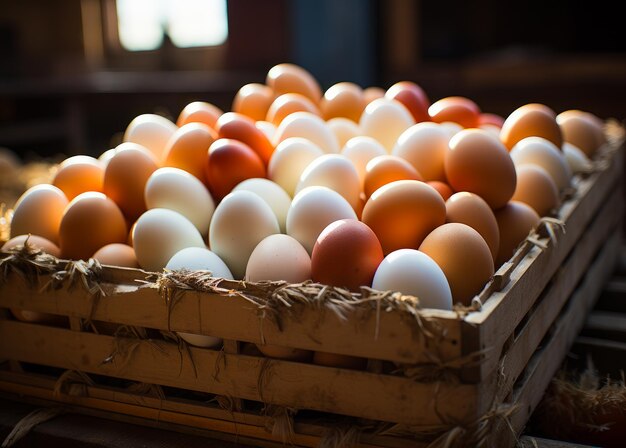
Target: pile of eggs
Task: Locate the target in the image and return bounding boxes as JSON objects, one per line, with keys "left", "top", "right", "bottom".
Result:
{"left": 4, "top": 63, "right": 605, "bottom": 322}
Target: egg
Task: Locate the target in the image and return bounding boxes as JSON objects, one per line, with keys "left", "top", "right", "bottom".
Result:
{"left": 438, "top": 121, "right": 464, "bottom": 137}
{"left": 161, "top": 122, "right": 216, "bottom": 185}
{"left": 176, "top": 101, "right": 223, "bottom": 129}
{"left": 362, "top": 180, "right": 446, "bottom": 255}
{"left": 205, "top": 138, "right": 266, "bottom": 201}
{"left": 255, "top": 121, "right": 277, "bottom": 142}
{"left": 372, "top": 249, "right": 452, "bottom": 310}
{"left": 296, "top": 154, "right": 360, "bottom": 210}
{"left": 385, "top": 81, "right": 430, "bottom": 123}
{"left": 133, "top": 208, "right": 205, "bottom": 272}
{"left": 392, "top": 122, "right": 450, "bottom": 182}
{"left": 363, "top": 155, "right": 422, "bottom": 199}
{"left": 427, "top": 181, "right": 454, "bottom": 201}
{"left": 273, "top": 111, "right": 340, "bottom": 154}
{"left": 445, "top": 129, "right": 517, "bottom": 209}
{"left": 59, "top": 192, "right": 127, "bottom": 261}
{"left": 341, "top": 136, "right": 387, "bottom": 188}
{"left": 215, "top": 112, "right": 275, "bottom": 165}
{"left": 209, "top": 191, "right": 280, "bottom": 279}
{"left": 360, "top": 98, "right": 415, "bottom": 151}
{"left": 312, "top": 352, "right": 367, "bottom": 370}
{"left": 266, "top": 93, "right": 320, "bottom": 126}
{"left": 428, "top": 96, "right": 480, "bottom": 128}
{"left": 445, "top": 192, "right": 500, "bottom": 261}
{"left": 494, "top": 201, "right": 541, "bottom": 267}
{"left": 311, "top": 219, "right": 383, "bottom": 291}
{"left": 10, "top": 184, "right": 68, "bottom": 244}
{"left": 145, "top": 167, "right": 215, "bottom": 237}
{"left": 124, "top": 113, "right": 178, "bottom": 160}
{"left": 98, "top": 148, "right": 116, "bottom": 167}
{"left": 557, "top": 110, "right": 606, "bottom": 157}
{"left": 2, "top": 234, "right": 61, "bottom": 257}
{"left": 320, "top": 82, "right": 366, "bottom": 122}
{"left": 267, "top": 137, "right": 324, "bottom": 196}
{"left": 562, "top": 142, "right": 593, "bottom": 174}
{"left": 232, "top": 178, "right": 291, "bottom": 233}
{"left": 103, "top": 142, "right": 159, "bottom": 221}
{"left": 419, "top": 223, "right": 494, "bottom": 305}
{"left": 286, "top": 186, "right": 357, "bottom": 254}
{"left": 512, "top": 165, "right": 560, "bottom": 217}
{"left": 363, "top": 86, "right": 385, "bottom": 104}
{"left": 232, "top": 83, "right": 275, "bottom": 121}
{"left": 479, "top": 113, "right": 505, "bottom": 128}
{"left": 327, "top": 117, "right": 361, "bottom": 149}
{"left": 500, "top": 103, "right": 563, "bottom": 151}
{"left": 479, "top": 124, "right": 502, "bottom": 138}
{"left": 92, "top": 243, "right": 138, "bottom": 268}
{"left": 266, "top": 63, "right": 322, "bottom": 103}
{"left": 52, "top": 155, "right": 104, "bottom": 201}
{"left": 246, "top": 234, "right": 311, "bottom": 283}
{"left": 510, "top": 136, "right": 572, "bottom": 190}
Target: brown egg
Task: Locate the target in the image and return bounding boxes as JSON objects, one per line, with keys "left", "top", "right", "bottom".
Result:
{"left": 92, "top": 243, "right": 138, "bottom": 268}
{"left": 494, "top": 201, "right": 541, "bottom": 267}
{"left": 479, "top": 113, "right": 505, "bottom": 128}
{"left": 500, "top": 103, "right": 563, "bottom": 151}
{"left": 320, "top": 82, "right": 366, "bottom": 122}
{"left": 266, "top": 63, "right": 322, "bottom": 104}
{"left": 162, "top": 122, "right": 216, "bottom": 185}
{"left": 206, "top": 138, "right": 266, "bottom": 200}
{"left": 385, "top": 81, "right": 430, "bottom": 123}
{"left": 363, "top": 155, "right": 423, "bottom": 198}
{"left": 103, "top": 143, "right": 159, "bottom": 221}
{"left": 311, "top": 219, "right": 384, "bottom": 291}
{"left": 419, "top": 223, "right": 494, "bottom": 305}
{"left": 512, "top": 165, "right": 560, "bottom": 217}
{"left": 362, "top": 180, "right": 446, "bottom": 255}
{"left": 428, "top": 96, "right": 481, "bottom": 128}
{"left": 232, "top": 83, "right": 275, "bottom": 121}
{"left": 127, "top": 221, "right": 137, "bottom": 247}
{"left": 52, "top": 155, "right": 104, "bottom": 201}
{"left": 364, "top": 86, "right": 385, "bottom": 104}
{"left": 445, "top": 192, "right": 500, "bottom": 261}
{"left": 266, "top": 93, "right": 320, "bottom": 126}
{"left": 59, "top": 192, "right": 127, "bottom": 260}
{"left": 10, "top": 184, "right": 68, "bottom": 244}
{"left": 557, "top": 110, "right": 606, "bottom": 157}
{"left": 445, "top": 129, "right": 517, "bottom": 210}
{"left": 215, "top": 112, "right": 274, "bottom": 165}
{"left": 2, "top": 234, "right": 61, "bottom": 257}
{"left": 313, "top": 352, "right": 367, "bottom": 370}
{"left": 428, "top": 181, "right": 454, "bottom": 201}
{"left": 177, "top": 101, "right": 223, "bottom": 129}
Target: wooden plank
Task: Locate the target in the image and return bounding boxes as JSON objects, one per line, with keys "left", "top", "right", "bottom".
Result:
{"left": 518, "top": 436, "right": 596, "bottom": 448}
{"left": 0, "top": 320, "right": 478, "bottom": 426}
{"left": 584, "top": 311, "right": 626, "bottom": 335}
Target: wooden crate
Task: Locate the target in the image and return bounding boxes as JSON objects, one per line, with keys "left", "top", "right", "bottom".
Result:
{"left": 0, "top": 139, "right": 623, "bottom": 447}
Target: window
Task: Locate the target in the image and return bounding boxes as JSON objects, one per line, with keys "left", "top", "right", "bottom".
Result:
{"left": 116, "top": 0, "right": 228, "bottom": 51}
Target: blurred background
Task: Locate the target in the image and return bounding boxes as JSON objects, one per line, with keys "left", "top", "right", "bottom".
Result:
{"left": 1, "top": 0, "right": 625, "bottom": 160}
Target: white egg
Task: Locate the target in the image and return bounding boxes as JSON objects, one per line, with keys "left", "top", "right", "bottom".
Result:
{"left": 124, "top": 114, "right": 178, "bottom": 160}
{"left": 510, "top": 136, "right": 572, "bottom": 190}
{"left": 392, "top": 122, "right": 450, "bottom": 182}
{"left": 327, "top": 117, "right": 361, "bottom": 149}
{"left": 295, "top": 154, "right": 361, "bottom": 210}
{"left": 245, "top": 234, "right": 311, "bottom": 283}
{"left": 479, "top": 124, "right": 501, "bottom": 138}
{"left": 255, "top": 120, "right": 277, "bottom": 142}
{"left": 273, "top": 111, "right": 340, "bottom": 153}
{"left": 372, "top": 249, "right": 452, "bottom": 310}
{"left": 268, "top": 137, "right": 324, "bottom": 196}
{"left": 341, "top": 136, "right": 387, "bottom": 187}
{"left": 359, "top": 98, "right": 415, "bottom": 151}
{"left": 133, "top": 208, "right": 205, "bottom": 272}
{"left": 562, "top": 142, "right": 593, "bottom": 174}
{"left": 286, "top": 186, "right": 357, "bottom": 254}
{"left": 232, "top": 178, "right": 291, "bottom": 233}
{"left": 438, "top": 121, "right": 464, "bottom": 137}
{"left": 10, "top": 184, "right": 69, "bottom": 244}
{"left": 145, "top": 167, "right": 215, "bottom": 237}
{"left": 209, "top": 191, "right": 280, "bottom": 279}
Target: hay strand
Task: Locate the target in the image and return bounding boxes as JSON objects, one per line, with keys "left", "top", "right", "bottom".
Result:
{"left": 1, "top": 407, "right": 65, "bottom": 447}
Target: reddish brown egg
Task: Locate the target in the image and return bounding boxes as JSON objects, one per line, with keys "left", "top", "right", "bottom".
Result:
{"left": 363, "top": 86, "right": 385, "bottom": 104}
{"left": 266, "top": 63, "right": 322, "bottom": 104}
{"left": 445, "top": 129, "right": 517, "bottom": 210}
{"left": 103, "top": 143, "right": 159, "bottom": 222}
{"left": 161, "top": 122, "right": 216, "bottom": 185}
{"left": 479, "top": 113, "right": 505, "bottom": 128}
{"left": 494, "top": 201, "right": 541, "bottom": 267}
{"left": 320, "top": 82, "right": 366, "bottom": 122}
{"left": 59, "top": 192, "right": 127, "bottom": 261}
{"left": 385, "top": 81, "right": 430, "bottom": 123}
{"left": 427, "top": 181, "right": 454, "bottom": 201}
{"left": 311, "top": 219, "right": 384, "bottom": 292}
{"left": 363, "top": 155, "right": 423, "bottom": 198}
{"left": 215, "top": 112, "right": 274, "bottom": 165}
{"left": 266, "top": 93, "right": 320, "bottom": 126}
{"left": 52, "top": 155, "right": 104, "bottom": 201}
{"left": 428, "top": 96, "right": 481, "bottom": 128}
{"left": 556, "top": 110, "right": 606, "bottom": 157}
{"left": 205, "top": 138, "right": 266, "bottom": 200}
{"left": 500, "top": 103, "right": 563, "bottom": 151}
{"left": 2, "top": 234, "right": 61, "bottom": 257}
{"left": 512, "top": 165, "right": 560, "bottom": 217}
{"left": 232, "top": 83, "right": 275, "bottom": 122}
{"left": 177, "top": 101, "right": 223, "bottom": 129}
{"left": 92, "top": 243, "right": 138, "bottom": 268}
